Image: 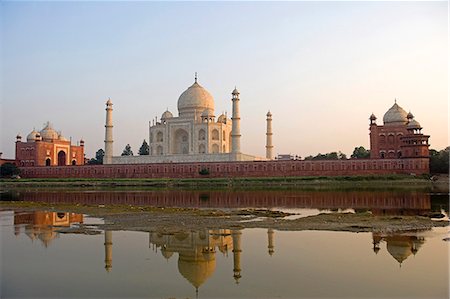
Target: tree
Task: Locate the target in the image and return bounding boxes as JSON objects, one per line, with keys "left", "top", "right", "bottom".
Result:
{"left": 304, "top": 151, "right": 347, "bottom": 160}
{"left": 95, "top": 149, "right": 105, "bottom": 163}
{"left": 351, "top": 146, "right": 370, "bottom": 159}
{"left": 0, "top": 163, "right": 20, "bottom": 177}
{"left": 430, "top": 147, "right": 449, "bottom": 174}
{"left": 138, "top": 140, "right": 150, "bottom": 155}
{"left": 121, "top": 144, "right": 134, "bottom": 156}
{"left": 87, "top": 148, "right": 104, "bottom": 164}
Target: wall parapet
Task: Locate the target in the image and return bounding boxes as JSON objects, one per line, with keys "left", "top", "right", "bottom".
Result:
{"left": 18, "top": 158, "right": 429, "bottom": 179}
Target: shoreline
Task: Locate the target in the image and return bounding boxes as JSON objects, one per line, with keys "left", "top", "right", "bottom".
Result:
{"left": 1, "top": 174, "right": 447, "bottom": 191}
{"left": 1, "top": 200, "right": 448, "bottom": 234}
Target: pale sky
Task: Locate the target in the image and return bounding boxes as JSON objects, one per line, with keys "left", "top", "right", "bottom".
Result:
{"left": 1, "top": 1, "right": 448, "bottom": 159}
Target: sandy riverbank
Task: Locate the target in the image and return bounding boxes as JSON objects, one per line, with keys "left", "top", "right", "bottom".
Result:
{"left": 1, "top": 201, "right": 448, "bottom": 235}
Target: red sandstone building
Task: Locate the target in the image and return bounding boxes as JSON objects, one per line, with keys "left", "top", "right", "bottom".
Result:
{"left": 369, "top": 101, "right": 429, "bottom": 159}
{"left": 15, "top": 122, "right": 85, "bottom": 167}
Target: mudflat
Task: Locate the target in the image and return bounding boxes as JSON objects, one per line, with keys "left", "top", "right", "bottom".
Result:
{"left": 1, "top": 201, "right": 447, "bottom": 235}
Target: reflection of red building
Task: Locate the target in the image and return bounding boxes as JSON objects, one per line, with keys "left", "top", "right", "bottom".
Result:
{"left": 14, "top": 211, "right": 83, "bottom": 247}
{"left": 369, "top": 101, "right": 429, "bottom": 159}
{"left": 18, "top": 190, "right": 433, "bottom": 216}
{"left": 15, "top": 122, "right": 84, "bottom": 167}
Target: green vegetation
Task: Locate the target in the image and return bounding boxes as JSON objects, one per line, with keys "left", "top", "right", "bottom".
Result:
{"left": 304, "top": 151, "right": 347, "bottom": 160}
{"left": 0, "top": 163, "right": 20, "bottom": 178}
{"left": 0, "top": 174, "right": 433, "bottom": 192}
{"left": 199, "top": 168, "right": 210, "bottom": 175}
{"left": 351, "top": 146, "right": 370, "bottom": 159}
{"left": 121, "top": 144, "right": 134, "bottom": 156}
{"left": 88, "top": 149, "right": 104, "bottom": 165}
{"left": 430, "top": 147, "right": 449, "bottom": 174}
{"left": 138, "top": 140, "right": 150, "bottom": 155}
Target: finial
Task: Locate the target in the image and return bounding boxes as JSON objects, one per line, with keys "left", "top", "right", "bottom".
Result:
{"left": 195, "top": 72, "right": 198, "bottom": 83}
{"left": 394, "top": 98, "right": 397, "bottom": 104}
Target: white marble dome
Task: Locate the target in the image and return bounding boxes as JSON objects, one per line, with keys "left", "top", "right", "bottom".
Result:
{"left": 407, "top": 119, "right": 421, "bottom": 129}
{"left": 217, "top": 113, "right": 227, "bottom": 123}
{"left": 27, "top": 129, "right": 38, "bottom": 142}
{"left": 40, "top": 122, "right": 59, "bottom": 141}
{"left": 201, "top": 108, "right": 215, "bottom": 117}
{"left": 383, "top": 103, "right": 408, "bottom": 125}
{"left": 178, "top": 81, "right": 214, "bottom": 116}
{"left": 161, "top": 110, "right": 173, "bottom": 120}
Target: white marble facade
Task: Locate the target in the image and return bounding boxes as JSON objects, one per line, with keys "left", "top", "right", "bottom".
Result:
{"left": 107, "top": 76, "right": 265, "bottom": 164}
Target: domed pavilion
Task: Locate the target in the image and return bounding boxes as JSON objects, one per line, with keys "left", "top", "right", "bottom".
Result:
{"left": 369, "top": 100, "right": 429, "bottom": 159}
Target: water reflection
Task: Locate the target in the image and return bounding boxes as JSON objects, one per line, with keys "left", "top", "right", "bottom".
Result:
{"left": 7, "top": 190, "right": 448, "bottom": 217}
{"left": 2, "top": 209, "right": 448, "bottom": 298}
{"left": 13, "top": 211, "right": 83, "bottom": 247}
{"left": 149, "top": 229, "right": 239, "bottom": 292}
{"left": 372, "top": 233, "right": 426, "bottom": 266}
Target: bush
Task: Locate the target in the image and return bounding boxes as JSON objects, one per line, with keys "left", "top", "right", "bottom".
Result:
{"left": 0, "top": 163, "right": 20, "bottom": 178}
{"left": 199, "top": 168, "right": 210, "bottom": 175}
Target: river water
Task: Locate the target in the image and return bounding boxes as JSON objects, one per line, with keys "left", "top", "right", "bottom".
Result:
{"left": 1, "top": 190, "right": 449, "bottom": 298}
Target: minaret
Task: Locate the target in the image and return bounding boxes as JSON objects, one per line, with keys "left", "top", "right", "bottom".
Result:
{"left": 104, "top": 99, "right": 113, "bottom": 164}
{"left": 231, "top": 88, "right": 241, "bottom": 154}
{"left": 231, "top": 230, "right": 242, "bottom": 284}
{"left": 267, "top": 228, "right": 274, "bottom": 256}
{"left": 104, "top": 230, "right": 113, "bottom": 272}
{"left": 265, "top": 111, "right": 273, "bottom": 160}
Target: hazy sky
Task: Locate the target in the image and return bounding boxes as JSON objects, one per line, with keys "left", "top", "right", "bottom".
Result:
{"left": 1, "top": 1, "right": 448, "bottom": 159}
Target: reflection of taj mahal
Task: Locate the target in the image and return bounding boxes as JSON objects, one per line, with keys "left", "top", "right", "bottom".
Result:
{"left": 106, "top": 75, "right": 271, "bottom": 164}
{"left": 372, "top": 233, "right": 426, "bottom": 266}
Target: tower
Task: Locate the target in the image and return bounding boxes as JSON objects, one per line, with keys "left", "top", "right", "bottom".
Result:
{"left": 231, "top": 88, "right": 241, "bottom": 154}
{"left": 266, "top": 111, "right": 273, "bottom": 160}
{"left": 104, "top": 99, "right": 113, "bottom": 164}
{"left": 267, "top": 228, "right": 274, "bottom": 256}
{"left": 104, "top": 230, "right": 112, "bottom": 272}
{"left": 400, "top": 112, "right": 430, "bottom": 159}
{"left": 231, "top": 230, "right": 242, "bottom": 283}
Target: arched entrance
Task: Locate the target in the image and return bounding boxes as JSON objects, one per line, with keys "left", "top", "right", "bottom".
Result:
{"left": 172, "top": 129, "right": 189, "bottom": 154}
{"left": 57, "top": 151, "right": 66, "bottom": 166}
{"left": 45, "top": 158, "right": 51, "bottom": 166}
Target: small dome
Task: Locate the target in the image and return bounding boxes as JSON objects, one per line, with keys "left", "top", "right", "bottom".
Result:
{"left": 178, "top": 81, "right": 215, "bottom": 116}
{"left": 58, "top": 132, "right": 68, "bottom": 141}
{"left": 369, "top": 113, "right": 377, "bottom": 121}
{"left": 106, "top": 98, "right": 113, "bottom": 106}
{"left": 232, "top": 87, "right": 240, "bottom": 95}
{"left": 407, "top": 111, "right": 414, "bottom": 119}
{"left": 407, "top": 119, "right": 421, "bottom": 129}
{"left": 27, "top": 129, "right": 38, "bottom": 142}
{"left": 217, "top": 113, "right": 227, "bottom": 123}
{"left": 40, "top": 122, "right": 59, "bottom": 141}
{"left": 201, "top": 108, "right": 215, "bottom": 118}
{"left": 161, "top": 110, "right": 173, "bottom": 120}
{"left": 267, "top": 111, "right": 272, "bottom": 117}
{"left": 161, "top": 248, "right": 174, "bottom": 260}
{"left": 383, "top": 102, "right": 408, "bottom": 125}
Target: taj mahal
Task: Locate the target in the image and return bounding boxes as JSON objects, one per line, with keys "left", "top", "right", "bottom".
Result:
{"left": 105, "top": 74, "right": 273, "bottom": 165}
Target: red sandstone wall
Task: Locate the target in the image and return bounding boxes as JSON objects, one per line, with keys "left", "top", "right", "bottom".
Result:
{"left": 18, "top": 158, "right": 429, "bottom": 179}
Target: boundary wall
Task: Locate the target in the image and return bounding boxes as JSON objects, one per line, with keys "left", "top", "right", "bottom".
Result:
{"left": 18, "top": 158, "right": 429, "bottom": 179}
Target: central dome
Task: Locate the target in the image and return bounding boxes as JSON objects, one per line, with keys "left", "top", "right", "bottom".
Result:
{"left": 383, "top": 102, "right": 408, "bottom": 125}
{"left": 177, "top": 80, "right": 215, "bottom": 118}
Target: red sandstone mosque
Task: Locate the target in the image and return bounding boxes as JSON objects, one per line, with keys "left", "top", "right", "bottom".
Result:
{"left": 369, "top": 100, "right": 429, "bottom": 160}
{"left": 15, "top": 122, "right": 85, "bottom": 167}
